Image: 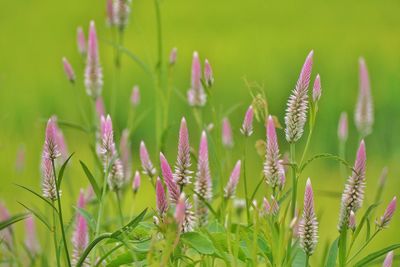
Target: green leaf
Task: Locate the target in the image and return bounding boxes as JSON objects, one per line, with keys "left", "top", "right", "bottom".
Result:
{"left": 14, "top": 183, "right": 58, "bottom": 213}
{"left": 325, "top": 238, "right": 339, "bottom": 267}
{"left": 74, "top": 207, "right": 96, "bottom": 232}
{"left": 79, "top": 161, "right": 101, "bottom": 200}
{"left": 18, "top": 202, "right": 51, "bottom": 231}
{"left": 338, "top": 227, "right": 348, "bottom": 267}
{"left": 292, "top": 247, "right": 307, "bottom": 267}
{"left": 56, "top": 119, "right": 90, "bottom": 133}
{"left": 353, "top": 203, "right": 379, "bottom": 242}
{"left": 191, "top": 189, "right": 217, "bottom": 216}
{"left": 300, "top": 153, "right": 352, "bottom": 173}
{"left": 57, "top": 153, "right": 74, "bottom": 188}
{"left": 354, "top": 243, "right": 400, "bottom": 267}
{"left": 0, "top": 213, "right": 29, "bottom": 230}
{"left": 181, "top": 232, "right": 216, "bottom": 255}
{"left": 111, "top": 208, "right": 148, "bottom": 238}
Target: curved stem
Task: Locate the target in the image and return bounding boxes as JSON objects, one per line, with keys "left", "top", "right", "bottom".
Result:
{"left": 347, "top": 229, "right": 380, "bottom": 264}
{"left": 52, "top": 200, "right": 61, "bottom": 267}
{"left": 76, "top": 233, "right": 113, "bottom": 267}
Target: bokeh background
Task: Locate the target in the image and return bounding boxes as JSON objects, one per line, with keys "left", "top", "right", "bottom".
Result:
{"left": 1, "top": 0, "right": 400, "bottom": 264}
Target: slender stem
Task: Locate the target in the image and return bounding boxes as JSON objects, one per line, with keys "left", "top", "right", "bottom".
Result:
{"left": 51, "top": 159, "right": 71, "bottom": 267}
{"left": 52, "top": 200, "right": 61, "bottom": 267}
{"left": 305, "top": 254, "right": 309, "bottom": 267}
{"left": 347, "top": 229, "right": 380, "bottom": 264}
{"left": 299, "top": 128, "right": 313, "bottom": 167}
{"left": 95, "top": 162, "right": 109, "bottom": 237}
{"left": 116, "top": 192, "right": 124, "bottom": 227}
{"left": 76, "top": 233, "right": 113, "bottom": 267}
{"left": 243, "top": 137, "right": 250, "bottom": 225}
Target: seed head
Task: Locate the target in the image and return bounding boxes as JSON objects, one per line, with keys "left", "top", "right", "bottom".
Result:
{"left": 72, "top": 191, "right": 89, "bottom": 266}
{"left": 130, "top": 85, "right": 140, "bottom": 107}
{"left": 132, "top": 171, "right": 141, "bottom": 193}
{"left": 41, "top": 157, "right": 58, "bottom": 200}
{"left": 312, "top": 74, "right": 321, "bottom": 102}
{"left": 120, "top": 129, "right": 132, "bottom": 183}
{"left": 169, "top": 47, "right": 177, "bottom": 65}
{"left": 44, "top": 118, "right": 61, "bottom": 160}
{"left": 349, "top": 210, "right": 356, "bottom": 231}
{"left": 113, "top": 0, "right": 131, "bottom": 31}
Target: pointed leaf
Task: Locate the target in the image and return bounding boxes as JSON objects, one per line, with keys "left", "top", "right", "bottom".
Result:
{"left": 57, "top": 153, "right": 74, "bottom": 188}
{"left": 79, "top": 161, "right": 101, "bottom": 200}
{"left": 18, "top": 202, "right": 51, "bottom": 231}
{"left": 181, "top": 232, "right": 216, "bottom": 255}
{"left": 111, "top": 208, "right": 148, "bottom": 238}
{"left": 354, "top": 243, "right": 400, "bottom": 267}
{"left": 325, "top": 238, "right": 339, "bottom": 267}
{"left": 14, "top": 183, "right": 58, "bottom": 213}
{"left": 0, "top": 213, "right": 29, "bottom": 230}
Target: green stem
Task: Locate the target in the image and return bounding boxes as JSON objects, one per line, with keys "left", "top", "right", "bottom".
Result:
{"left": 243, "top": 138, "right": 250, "bottom": 225}
{"left": 299, "top": 128, "right": 313, "bottom": 167}
{"left": 116, "top": 192, "right": 124, "bottom": 227}
{"left": 51, "top": 159, "right": 71, "bottom": 267}
{"left": 76, "top": 233, "right": 114, "bottom": 267}
{"left": 52, "top": 201, "right": 61, "bottom": 267}
{"left": 305, "top": 254, "right": 309, "bottom": 267}
{"left": 347, "top": 229, "right": 380, "bottom": 264}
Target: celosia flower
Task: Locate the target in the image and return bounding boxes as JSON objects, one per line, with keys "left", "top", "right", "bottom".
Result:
{"left": 51, "top": 116, "right": 68, "bottom": 161}
{"left": 24, "top": 216, "right": 40, "bottom": 255}
{"left": 240, "top": 105, "right": 254, "bottom": 137}
{"left": 194, "top": 131, "right": 212, "bottom": 226}
{"left": 0, "top": 202, "right": 13, "bottom": 249}
{"left": 130, "top": 85, "right": 140, "bottom": 107}
{"left": 338, "top": 112, "right": 348, "bottom": 142}
{"left": 270, "top": 195, "right": 279, "bottom": 216}
{"left": 106, "top": 0, "right": 115, "bottom": 26}
{"left": 187, "top": 51, "right": 206, "bottom": 107}
{"left": 169, "top": 47, "right": 177, "bottom": 66}
{"left": 204, "top": 59, "right": 214, "bottom": 87}
{"left": 107, "top": 158, "right": 125, "bottom": 191}
{"left": 224, "top": 160, "right": 241, "bottom": 199}
{"left": 312, "top": 74, "right": 321, "bottom": 102}
{"left": 132, "top": 171, "right": 141, "bottom": 193}
{"left": 175, "top": 193, "right": 186, "bottom": 228}
{"left": 120, "top": 129, "right": 132, "bottom": 182}
{"left": 41, "top": 157, "right": 58, "bottom": 200}
{"left": 140, "top": 141, "right": 156, "bottom": 177}
{"left": 99, "top": 115, "right": 116, "bottom": 161}
{"left": 77, "top": 26, "right": 86, "bottom": 56}
{"left": 160, "top": 152, "right": 181, "bottom": 203}
{"left": 299, "top": 178, "right": 318, "bottom": 256}
{"left": 338, "top": 140, "right": 366, "bottom": 231}
{"left": 95, "top": 97, "right": 106, "bottom": 119}
{"left": 382, "top": 251, "right": 394, "bottom": 267}
{"left": 113, "top": 0, "right": 131, "bottom": 31}
{"left": 84, "top": 21, "right": 103, "bottom": 99}
{"left": 355, "top": 58, "right": 374, "bottom": 137}
{"left": 349, "top": 210, "right": 356, "bottom": 231}
{"left": 376, "top": 196, "right": 397, "bottom": 228}
{"left": 284, "top": 50, "right": 313, "bottom": 143}
{"left": 264, "top": 115, "right": 285, "bottom": 190}
{"left": 222, "top": 117, "right": 234, "bottom": 148}
{"left": 72, "top": 191, "right": 89, "bottom": 266}
{"left": 155, "top": 177, "right": 168, "bottom": 218}
{"left": 43, "top": 118, "right": 61, "bottom": 160}
{"left": 62, "top": 57, "right": 76, "bottom": 83}
{"left": 174, "top": 117, "right": 192, "bottom": 186}
{"left": 263, "top": 197, "right": 271, "bottom": 215}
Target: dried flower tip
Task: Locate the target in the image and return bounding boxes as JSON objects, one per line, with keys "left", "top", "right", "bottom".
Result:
{"left": 240, "top": 105, "right": 254, "bottom": 137}
{"left": 377, "top": 196, "right": 397, "bottom": 228}
{"left": 140, "top": 141, "right": 156, "bottom": 177}
{"left": 174, "top": 117, "right": 192, "bottom": 186}
{"left": 382, "top": 251, "right": 394, "bottom": 267}
{"left": 160, "top": 152, "right": 181, "bottom": 203}
{"left": 187, "top": 51, "right": 206, "bottom": 107}
{"left": 169, "top": 47, "right": 177, "bottom": 65}
{"left": 156, "top": 177, "right": 168, "bottom": 218}
{"left": 338, "top": 112, "right": 348, "bottom": 142}
{"left": 284, "top": 50, "right": 313, "bottom": 143}
{"left": 299, "top": 178, "right": 318, "bottom": 256}
{"left": 312, "top": 74, "right": 321, "bottom": 102}
{"left": 234, "top": 198, "right": 246, "bottom": 216}
{"left": 349, "top": 210, "right": 356, "bottom": 231}
{"left": 85, "top": 21, "right": 103, "bottom": 99}
{"left": 62, "top": 57, "right": 76, "bottom": 83}
{"left": 224, "top": 160, "right": 241, "bottom": 199}
{"left": 222, "top": 117, "right": 234, "bottom": 148}
{"left": 355, "top": 57, "right": 374, "bottom": 137}
{"left": 130, "top": 85, "right": 140, "bottom": 107}
{"left": 204, "top": 59, "right": 214, "bottom": 87}
{"left": 77, "top": 27, "right": 86, "bottom": 56}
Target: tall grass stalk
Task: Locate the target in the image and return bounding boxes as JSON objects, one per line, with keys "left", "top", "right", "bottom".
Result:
{"left": 242, "top": 137, "right": 250, "bottom": 225}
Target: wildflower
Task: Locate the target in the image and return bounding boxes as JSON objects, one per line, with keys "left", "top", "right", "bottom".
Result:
{"left": 99, "top": 115, "right": 116, "bottom": 162}
{"left": 264, "top": 115, "right": 285, "bottom": 190}
{"left": 355, "top": 58, "right": 374, "bottom": 137}
{"left": 312, "top": 74, "right": 321, "bottom": 103}
{"left": 299, "top": 178, "right": 318, "bottom": 256}
{"left": 72, "top": 191, "right": 89, "bottom": 266}
{"left": 77, "top": 26, "right": 86, "bottom": 56}
{"left": 0, "top": 203, "right": 13, "bottom": 249}
{"left": 222, "top": 117, "right": 234, "bottom": 148}
{"left": 24, "top": 216, "right": 40, "bottom": 255}
{"left": 41, "top": 157, "right": 58, "bottom": 200}
{"left": 107, "top": 158, "right": 125, "bottom": 191}
{"left": 106, "top": 0, "right": 115, "bottom": 26}
{"left": 240, "top": 105, "right": 254, "bottom": 137}
{"left": 84, "top": 21, "right": 103, "bottom": 99}
{"left": 174, "top": 117, "right": 192, "bottom": 186}
{"left": 95, "top": 97, "right": 106, "bottom": 119}
{"left": 263, "top": 197, "right": 271, "bottom": 215}
{"left": 155, "top": 177, "right": 168, "bottom": 218}
{"left": 140, "top": 141, "right": 156, "bottom": 177}
{"left": 338, "top": 140, "right": 366, "bottom": 231}
{"left": 284, "top": 50, "right": 313, "bottom": 143}
{"left": 270, "top": 195, "right": 279, "bottom": 216}
{"left": 376, "top": 196, "right": 397, "bottom": 228}
{"left": 349, "top": 210, "right": 356, "bottom": 231}
{"left": 175, "top": 193, "right": 186, "bottom": 228}
{"left": 130, "top": 85, "right": 140, "bottom": 107}
{"left": 120, "top": 129, "right": 132, "bottom": 182}
{"left": 160, "top": 152, "right": 181, "bottom": 203}
{"left": 51, "top": 116, "right": 68, "bottom": 161}
{"left": 132, "top": 171, "right": 141, "bottom": 193}
{"left": 224, "top": 160, "right": 241, "bottom": 198}
{"left": 187, "top": 51, "right": 206, "bottom": 107}
{"left": 113, "top": 0, "right": 131, "bottom": 31}
{"left": 169, "top": 47, "right": 177, "bottom": 66}
{"left": 382, "top": 251, "right": 394, "bottom": 267}
{"left": 43, "top": 118, "right": 61, "bottom": 160}
{"left": 62, "top": 57, "right": 76, "bottom": 83}
{"left": 194, "top": 131, "right": 212, "bottom": 226}
{"left": 338, "top": 112, "right": 348, "bottom": 142}
{"left": 204, "top": 59, "right": 214, "bottom": 87}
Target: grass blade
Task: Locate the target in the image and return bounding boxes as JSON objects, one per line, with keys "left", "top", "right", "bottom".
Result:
{"left": 354, "top": 244, "right": 400, "bottom": 267}
{"left": 0, "top": 213, "right": 29, "bottom": 230}
{"left": 57, "top": 152, "right": 74, "bottom": 188}
{"left": 14, "top": 183, "right": 58, "bottom": 213}
{"left": 79, "top": 161, "right": 101, "bottom": 200}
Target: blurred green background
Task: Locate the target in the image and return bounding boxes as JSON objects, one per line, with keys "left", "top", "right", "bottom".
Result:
{"left": 1, "top": 0, "right": 400, "bottom": 264}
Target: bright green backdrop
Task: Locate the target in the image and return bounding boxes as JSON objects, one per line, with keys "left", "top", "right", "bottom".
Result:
{"left": 1, "top": 0, "right": 400, "bottom": 264}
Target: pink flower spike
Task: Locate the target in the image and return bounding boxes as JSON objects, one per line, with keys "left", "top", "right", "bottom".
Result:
{"left": 240, "top": 105, "right": 254, "bottom": 137}
{"left": 140, "top": 141, "right": 156, "bottom": 177}
{"left": 169, "top": 47, "right": 177, "bottom": 65}
{"left": 175, "top": 193, "right": 186, "bottom": 227}
{"left": 338, "top": 112, "right": 348, "bottom": 142}
{"left": 130, "top": 85, "right": 140, "bottom": 107}
{"left": 24, "top": 216, "right": 40, "bottom": 255}
{"left": 113, "top": 0, "right": 131, "bottom": 31}
{"left": 299, "top": 50, "right": 314, "bottom": 92}
{"left": 222, "top": 117, "right": 234, "bottom": 148}
{"left": 187, "top": 51, "right": 206, "bottom": 106}
{"left": 155, "top": 177, "right": 168, "bottom": 217}
{"left": 132, "top": 171, "right": 141, "bottom": 193}
{"left": 99, "top": 115, "right": 116, "bottom": 159}
{"left": 72, "top": 212, "right": 89, "bottom": 265}
{"left": 204, "top": 59, "right": 214, "bottom": 87}
{"left": 41, "top": 157, "right": 58, "bottom": 200}
{"left": 312, "top": 74, "right": 321, "bottom": 102}
{"left": 263, "top": 197, "right": 271, "bottom": 215}
{"left": 0, "top": 203, "right": 13, "bottom": 248}
{"left": 95, "top": 97, "right": 106, "bottom": 119}
{"left": 77, "top": 189, "right": 86, "bottom": 209}
{"left": 377, "top": 196, "right": 397, "bottom": 228}
{"left": 62, "top": 57, "right": 76, "bottom": 83}
{"left": 106, "top": 0, "right": 115, "bottom": 26}
{"left": 224, "top": 160, "right": 241, "bottom": 198}
{"left": 160, "top": 152, "right": 180, "bottom": 203}
{"left": 77, "top": 27, "right": 86, "bottom": 56}
{"left": 120, "top": 129, "right": 132, "bottom": 182}
{"left": 383, "top": 251, "right": 394, "bottom": 267}
{"left": 44, "top": 117, "right": 61, "bottom": 160}
{"left": 85, "top": 20, "right": 103, "bottom": 99}
{"left": 174, "top": 117, "right": 192, "bottom": 186}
